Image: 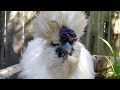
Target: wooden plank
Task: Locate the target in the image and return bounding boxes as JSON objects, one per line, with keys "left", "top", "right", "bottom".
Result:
{"left": 0, "top": 11, "right": 5, "bottom": 69}
{"left": 22, "top": 11, "right": 36, "bottom": 52}
{"left": 108, "top": 11, "right": 113, "bottom": 56}
{"left": 85, "top": 11, "right": 91, "bottom": 50}
{"left": 111, "top": 11, "right": 120, "bottom": 56}
{"left": 86, "top": 11, "right": 113, "bottom": 56}
{"left": 0, "top": 55, "right": 119, "bottom": 79}
{"left": 0, "top": 64, "right": 20, "bottom": 79}
{"left": 99, "top": 11, "right": 110, "bottom": 55}
{"left": 89, "top": 11, "right": 100, "bottom": 55}
{"left": 5, "top": 11, "right": 24, "bottom": 67}
{"left": 81, "top": 11, "right": 90, "bottom": 49}
{"left": 93, "top": 55, "right": 120, "bottom": 72}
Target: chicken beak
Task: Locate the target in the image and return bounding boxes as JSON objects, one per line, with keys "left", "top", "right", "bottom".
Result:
{"left": 62, "top": 42, "right": 73, "bottom": 55}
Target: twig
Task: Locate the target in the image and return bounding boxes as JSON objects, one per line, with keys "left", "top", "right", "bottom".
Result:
{"left": 0, "top": 64, "right": 21, "bottom": 79}
{"left": 0, "top": 55, "right": 119, "bottom": 79}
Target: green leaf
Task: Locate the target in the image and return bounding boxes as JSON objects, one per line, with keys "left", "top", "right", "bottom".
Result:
{"left": 103, "top": 55, "right": 115, "bottom": 73}
{"left": 99, "top": 37, "right": 119, "bottom": 74}
{"left": 118, "top": 66, "right": 120, "bottom": 73}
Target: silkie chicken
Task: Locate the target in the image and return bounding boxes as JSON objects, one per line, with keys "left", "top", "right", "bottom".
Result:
{"left": 19, "top": 11, "right": 95, "bottom": 79}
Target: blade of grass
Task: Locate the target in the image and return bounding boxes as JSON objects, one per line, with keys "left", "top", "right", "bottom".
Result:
{"left": 103, "top": 55, "right": 115, "bottom": 73}
{"left": 99, "top": 37, "right": 119, "bottom": 74}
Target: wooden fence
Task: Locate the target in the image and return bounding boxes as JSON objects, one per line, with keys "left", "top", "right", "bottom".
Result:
{"left": 83, "top": 11, "right": 120, "bottom": 56}
{"left": 0, "top": 11, "right": 38, "bottom": 69}
{"left": 0, "top": 11, "right": 120, "bottom": 70}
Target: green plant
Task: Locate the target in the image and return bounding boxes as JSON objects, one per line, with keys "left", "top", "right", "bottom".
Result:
{"left": 99, "top": 37, "right": 120, "bottom": 79}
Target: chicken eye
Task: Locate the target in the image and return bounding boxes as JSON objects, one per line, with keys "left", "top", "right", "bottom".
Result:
{"left": 51, "top": 42, "right": 59, "bottom": 46}
{"left": 61, "top": 33, "right": 67, "bottom": 38}
{"left": 70, "top": 33, "right": 76, "bottom": 37}
{"left": 68, "top": 31, "right": 76, "bottom": 37}
{"left": 62, "top": 34, "right": 66, "bottom": 37}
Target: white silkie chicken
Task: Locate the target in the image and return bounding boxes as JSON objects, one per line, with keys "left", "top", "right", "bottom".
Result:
{"left": 19, "top": 11, "right": 95, "bottom": 79}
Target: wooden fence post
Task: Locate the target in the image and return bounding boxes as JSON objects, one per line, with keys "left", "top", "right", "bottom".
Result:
{"left": 88, "top": 11, "right": 101, "bottom": 55}
{"left": 111, "top": 11, "right": 120, "bottom": 56}
{"left": 5, "top": 11, "right": 37, "bottom": 68}
{"left": 22, "top": 11, "right": 36, "bottom": 52}
{"left": 86, "top": 11, "right": 113, "bottom": 56}
{"left": 0, "top": 11, "right": 5, "bottom": 69}
{"left": 5, "top": 11, "right": 24, "bottom": 67}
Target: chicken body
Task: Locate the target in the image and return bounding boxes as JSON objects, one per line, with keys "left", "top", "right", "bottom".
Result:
{"left": 19, "top": 11, "right": 95, "bottom": 79}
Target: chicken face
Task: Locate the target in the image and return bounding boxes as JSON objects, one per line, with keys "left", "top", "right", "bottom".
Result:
{"left": 55, "top": 26, "right": 78, "bottom": 59}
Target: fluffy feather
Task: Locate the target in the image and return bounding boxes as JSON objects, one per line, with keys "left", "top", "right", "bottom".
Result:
{"left": 19, "top": 11, "right": 95, "bottom": 79}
